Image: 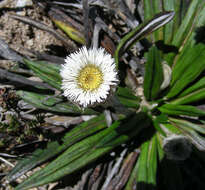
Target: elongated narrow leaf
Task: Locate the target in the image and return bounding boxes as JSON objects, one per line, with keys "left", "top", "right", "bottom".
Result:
{"left": 158, "top": 104, "right": 205, "bottom": 117}
{"left": 15, "top": 113, "right": 147, "bottom": 190}
{"left": 166, "top": 43, "right": 205, "bottom": 99}
{"left": 98, "top": 113, "right": 151, "bottom": 147}
{"left": 153, "top": 119, "right": 166, "bottom": 137}
{"left": 114, "top": 11, "right": 174, "bottom": 66}
{"left": 184, "top": 129, "right": 205, "bottom": 151}
{"left": 16, "top": 91, "right": 97, "bottom": 114}
{"left": 171, "top": 0, "right": 203, "bottom": 48}
{"left": 165, "top": 0, "right": 204, "bottom": 65}
{"left": 170, "top": 88, "right": 205, "bottom": 105}
{"left": 182, "top": 3, "right": 205, "bottom": 47}
{"left": 14, "top": 120, "right": 121, "bottom": 190}
{"left": 117, "top": 96, "right": 140, "bottom": 109}
{"left": 134, "top": 136, "right": 158, "bottom": 189}
{"left": 126, "top": 135, "right": 158, "bottom": 190}
{"left": 143, "top": 46, "right": 163, "bottom": 100}
{"left": 7, "top": 114, "right": 106, "bottom": 182}
{"left": 24, "top": 59, "right": 61, "bottom": 90}
{"left": 117, "top": 87, "right": 140, "bottom": 100}
{"left": 153, "top": 113, "right": 168, "bottom": 137}
{"left": 162, "top": 0, "right": 180, "bottom": 44}
{"left": 178, "top": 77, "right": 205, "bottom": 97}
{"left": 147, "top": 135, "right": 158, "bottom": 185}
{"left": 143, "top": 0, "right": 163, "bottom": 41}
{"left": 160, "top": 123, "right": 182, "bottom": 135}
{"left": 152, "top": 0, "right": 164, "bottom": 41}
{"left": 136, "top": 141, "right": 149, "bottom": 186}
{"left": 170, "top": 121, "right": 205, "bottom": 151}
{"left": 116, "top": 87, "right": 140, "bottom": 109}
{"left": 170, "top": 43, "right": 205, "bottom": 86}
{"left": 156, "top": 133, "right": 165, "bottom": 161}
{"left": 169, "top": 117, "right": 205, "bottom": 135}
{"left": 143, "top": 0, "right": 154, "bottom": 21}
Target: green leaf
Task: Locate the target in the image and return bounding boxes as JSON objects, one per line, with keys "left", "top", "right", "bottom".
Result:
{"left": 144, "top": 0, "right": 163, "bottom": 41}
{"left": 155, "top": 114, "right": 168, "bottom": 123}
{"left": 117, "top": 96, "right": 140, "bottom": 109}
{"left": 170, "top": 43, "right": 205, "bottom": 86}
{"left": 7, "top": 114, "right": 106, "bottom": 182}
{"left": 184, "top": 129, "right": 205, "bottom": 151}
{"left": 14, "top": 114, "right": 147, "bottom": 190}
{"left": 152, "top": 114, "right": 168, "bottom": 137}
{"left": 166, "top": 43, "right": 205, "bottom": 99}
{"left": 169, "top": 117, "right": 205, "bottom": 135}
{"left": 164, "top": 0, "right": 205, "bottom": 66}
{"left": 156, "top": 133, "right": 165, "bottom": 161}
{"left": 178, "top": 77, "right": 205, "bottom": 97}
{"left": 170, "top": 88, "right": 205, "bottom": 105}
{"left": 137, "top": 141, "right": 149, "bottom": 184}
{"left": 135, "top": 136, "right": 158, "bottom": 189}
{"left": 162, "top": 0, "right": 180, "bottom": 44}
{"left": 16, "top": 91, "right": 97, "bottom": 114}
{"left": 98, "top": 113, "right": 151, "bottom": 147}
{"left": 116, "top": 87, "right": 139, "bottom": 100}
{"left": 24, "top": 59, "right": 61, "bottom": 90}
{"left": 114, "top": 11, "right": 174, "bottom": 67}
{"left": 182, "top": 3, "right": 205, "bottom": 47}
{"left": 143, "top": 0, "right": 154, "bottom": 21}
{"left": 160, "top": 123, "right": 182, "bottom": 135}
{"left": 153, "top": 119, "right": 166, "bottom": 137}
{"left": 14, "top": 121, "right": 120, "bottom": 190}
{"left": 126, "top": 136, "right": 158, "bottom": 190}
{"left": 116, "top": 87, "right": 140, "bottom": 109}
{"left": 147, "top": 135, "right": 158, "bottom": 185}
{"left": 171, "top": 0, "right": 203, "bottom": 48}
{"left": 158, "top": 104, "right": 205, "bottom": 117}
{"left": 170, "top": 120, "right": 205, "bottom": 151}
{"left": 143, "top": 46, "right": 164, "bottom": 100}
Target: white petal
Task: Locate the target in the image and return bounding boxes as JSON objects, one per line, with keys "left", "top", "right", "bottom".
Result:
{"left": 60, "top": 46, "right": 119, "bottom": 108}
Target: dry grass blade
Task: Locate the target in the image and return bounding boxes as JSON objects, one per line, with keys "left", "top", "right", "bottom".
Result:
{"left": 101, "top": 0, "right": 138, "bottom": 28}
{"left": 30, "top": 51, "right": 65, "bottom": 64}
{"left": 101, "top": 149, "right": 127, "bottom": 190}
{"left": 83, "top": 0, "right": 90, "bottom": 47}
{"left": 107, "top": 151, "right": 139, "bottom": 190}
{"left": 95, "top": 17, "right": 120, "bottom": 42}
{"left": 9, "top": 14, "right": 75, "bottom": 51}
{"left": 0, "top": 68, "right": 56, "bottom": 91}
{"left": 72, "top": 169, "right": 93, "bottom": 190}
{"left": 0, "top": 153, "right": 17, "bottom": 158}
{"left": 92, "top": 23, "right": 101, "bottom": 48}
{"left": 88, "top": 164, "right": 107, "bottom": 190}
{"left": 0, "top": 38, "right": 23, "bottom": 62}
{"left": 48, "top": 1, "right": 83, "bottom": 8}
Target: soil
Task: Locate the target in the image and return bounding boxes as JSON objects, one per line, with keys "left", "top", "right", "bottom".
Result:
{"left": 0, "top": 1, "right": 62, "bottom": 55}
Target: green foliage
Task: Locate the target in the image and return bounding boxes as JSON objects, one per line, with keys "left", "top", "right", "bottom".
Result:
{"left": 143, "top": 46, "right": 163, "bottom": 100}
{"left": 7, "top": 0, "right": 205, "bottom": 189}
{"left": 16, "top": 90, "right": 97, "bottom": 115}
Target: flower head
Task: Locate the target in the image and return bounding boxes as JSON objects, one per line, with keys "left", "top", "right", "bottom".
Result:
{"left": 60, "top": 47, "right": 118, "bottom": 108}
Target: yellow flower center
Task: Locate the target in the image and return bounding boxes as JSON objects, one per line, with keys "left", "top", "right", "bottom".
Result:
{"left": 77, "top": 64, "right": 103, "bottom": 91}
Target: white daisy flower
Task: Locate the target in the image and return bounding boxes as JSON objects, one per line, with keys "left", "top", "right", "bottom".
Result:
{"left": 60, "top": 46, "right": 118, "bottom": 108}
